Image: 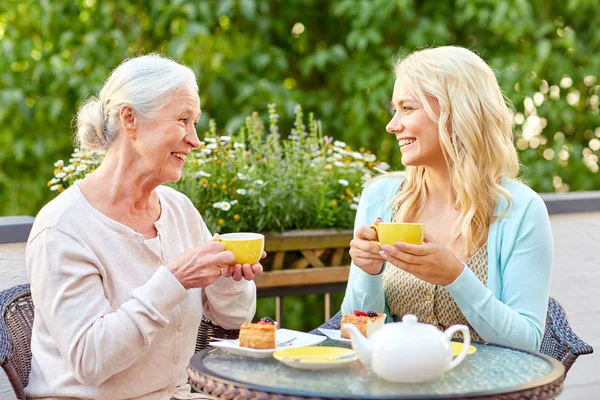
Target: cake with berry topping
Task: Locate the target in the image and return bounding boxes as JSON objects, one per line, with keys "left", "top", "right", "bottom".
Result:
{"left": 239, "top": 317, "right": 277, "bottom": 349}
{"left": 340, "top": 310, "right": 385, "bottom": 339}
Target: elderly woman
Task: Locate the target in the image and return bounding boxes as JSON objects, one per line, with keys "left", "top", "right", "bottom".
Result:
{"left": 342, "top": 46, "right": 553, "bottom": 351}
{"left": 25, "top": 54, "right": 262, "bottom": 399}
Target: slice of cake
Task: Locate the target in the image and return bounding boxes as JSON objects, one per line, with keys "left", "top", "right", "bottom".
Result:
{"left": 239, "top": 317, "right": 277, "bottom": 349}
{"left": 340, "top": 310, "right": 385, "bottom": 339}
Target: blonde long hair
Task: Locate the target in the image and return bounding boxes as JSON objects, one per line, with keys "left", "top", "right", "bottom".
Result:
{"left": 391, "top": 46, "right": 519, "bottom": 255}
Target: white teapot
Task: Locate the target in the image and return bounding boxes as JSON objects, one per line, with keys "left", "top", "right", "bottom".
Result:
{"left": 343, "top": 314, "right": 471, "bottom": 383}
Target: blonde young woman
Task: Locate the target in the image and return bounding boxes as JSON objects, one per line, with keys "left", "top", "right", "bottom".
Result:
{"left": 26, "top": 54, "right": 263, "bottom": 399}
{"left": 341, "top": 46, "right": 552, "bottom": 351}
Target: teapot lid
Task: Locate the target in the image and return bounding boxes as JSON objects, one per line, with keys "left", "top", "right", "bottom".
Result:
{"left": 397, "top": 314, "right": 442, "bottom": 336}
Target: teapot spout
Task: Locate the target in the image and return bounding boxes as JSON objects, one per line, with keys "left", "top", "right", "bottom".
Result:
{"left": 343, "top": 323, "right": 374, "bottom": 368}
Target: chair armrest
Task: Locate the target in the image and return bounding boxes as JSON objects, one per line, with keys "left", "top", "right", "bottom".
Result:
{"left": 548, "top": 297, "right": 594, "bottom": 357}
{"left": 195, "top": 316, "right": 240, "bottom": 352}
{"left": 0, "top": 284, "right": 32, "bottom": 366}
{"left": 309, "top": 311, "right": 343, "bottom": 335}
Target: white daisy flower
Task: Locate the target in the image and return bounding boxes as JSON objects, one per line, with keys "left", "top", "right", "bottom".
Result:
{"left": 50, "top": 185, "right": 59, "bottom": 191}
{"left": 233, "top": 142, "right": 245, "bottom": 149}
{"left": 350, "top": 203, "right": 358, "bottom": 210}
{"left": 214, "top": 201, "right": 232, "bottom": 211}
{"left": 237, "top": 173, "right": 249, "bottom": 180}
{"left": 193, "top": 171, "right": 211, "bottom": 178}
{"left": 338, "top": 179, "right": 349, "bottom": 186}
{"left": 55, "top": 172, "right": 66, "bottom": 179}
{"left": 363, "top": 154, "right": 377, "bottom": 162}
{"left": 54, "top": 160, "right": 64, "bottom": 167}
{"left": 375, "top": 162, "right": 390, "bottom": 171}
{"left": 334, "top": 161, "right": 345, "bottom": 167}
{"left": 333, "top": 140, "right": 346, "bottom": 148}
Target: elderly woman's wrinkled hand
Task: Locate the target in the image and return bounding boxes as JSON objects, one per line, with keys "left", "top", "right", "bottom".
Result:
{"left": 222, "top": 251, "right": 266, "bottom": 281}
{"left": 349, "top": 217, "right": 387, "bottom": 275}
{"left": 167, "top": 241, "right": 238, "bottom": 290}
{"left": 378, "top": 234, "right": 465, "bottom": 286}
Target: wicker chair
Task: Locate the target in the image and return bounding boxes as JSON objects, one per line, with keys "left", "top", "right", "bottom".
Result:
{"left": 0, "top": 284, "right": 33, "bottom": 400}
{"left": 0, "top": 283, "right": 239, "bottom": 400}
{"left": 311, "top": 297, "right": 594, "bottom": 375}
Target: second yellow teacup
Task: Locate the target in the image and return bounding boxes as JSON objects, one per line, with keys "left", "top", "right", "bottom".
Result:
{"left": 218, "top": 233, "right": 265, "bottom": 265}
{"left": 370, "top": 222, "right": 425, "bottom": 246}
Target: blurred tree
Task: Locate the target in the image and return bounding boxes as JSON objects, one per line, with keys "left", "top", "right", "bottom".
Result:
{"left": 1, "top": 0, "right": 600, "bottom": 217}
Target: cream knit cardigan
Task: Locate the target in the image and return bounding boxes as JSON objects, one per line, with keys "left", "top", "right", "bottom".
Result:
{"left": 25, "top": 184, "right": 256, "bottom": 399}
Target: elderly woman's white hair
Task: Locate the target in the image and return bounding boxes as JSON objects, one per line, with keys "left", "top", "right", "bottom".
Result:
{"left": 75, "top": 54, "right": 198, "bottom": 150}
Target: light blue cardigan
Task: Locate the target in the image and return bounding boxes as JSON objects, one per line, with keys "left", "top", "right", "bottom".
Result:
{"left": 341, "top": 176, "right": 553, "bottom": 351}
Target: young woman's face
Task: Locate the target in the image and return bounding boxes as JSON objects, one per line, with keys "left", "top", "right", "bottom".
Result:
{"left": 135, "top": 88, "right": 201, "bottom": 183}
{"left": 386, "top": 79, "right": 445, "bottom": 169}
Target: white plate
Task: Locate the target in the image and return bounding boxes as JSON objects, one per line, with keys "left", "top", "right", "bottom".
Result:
{"left": 318, "top": 328, "right": 351, "bottom": 343}
{"left": 208, "top": 328, "right": 326, "bottom": 359}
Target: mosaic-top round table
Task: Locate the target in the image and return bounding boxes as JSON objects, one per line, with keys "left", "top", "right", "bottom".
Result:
{"left": 187, "top": 340, "right": 565, "bottom": 399}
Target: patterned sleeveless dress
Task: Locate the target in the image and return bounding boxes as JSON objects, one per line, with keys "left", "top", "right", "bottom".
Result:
{"left": 382, "top": 206, "right": 488, "bottom": 342}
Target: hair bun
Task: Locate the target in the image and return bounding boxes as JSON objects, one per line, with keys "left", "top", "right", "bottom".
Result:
{"left": 75, "top": 97, "right": 107, "bottom": 150}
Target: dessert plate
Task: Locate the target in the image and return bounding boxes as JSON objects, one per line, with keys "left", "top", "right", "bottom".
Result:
{"left": 273, "top": 346, "right": 358, "bottom": 370}
{"left": 450, "top": 341, "right": 477, "bottom": 356}
{"left": 317, "top": 328, "right": 351, "bottom": 344}
{"left": 208, "top": 328, "right": 326, "bottom": 359}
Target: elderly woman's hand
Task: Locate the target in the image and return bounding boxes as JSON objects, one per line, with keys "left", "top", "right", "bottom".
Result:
{"left": 379, "top": 234, "right": 465, "bottom": 286}
{"left": 167, "top": 241, "right": 237, "bottom": 290}
{"left": 222, "top": 251, "right": 266, "bottom": 281}
{"left": 349, "top": 217, "right": 387, "bottom": 275}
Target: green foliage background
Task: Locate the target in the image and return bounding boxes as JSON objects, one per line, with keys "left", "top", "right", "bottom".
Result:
{"left": 3, "top": 0, "right": 600, "bottom": 330}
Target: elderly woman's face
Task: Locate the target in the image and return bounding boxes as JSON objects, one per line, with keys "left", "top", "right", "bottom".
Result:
{"left": 386, "top": 80, "right": 444, "bottom": 169}
{"left": 134, "top": 88, "right": 201, "bottom": 183}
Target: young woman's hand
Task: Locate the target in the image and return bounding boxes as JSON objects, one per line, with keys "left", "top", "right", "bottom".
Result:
{"left": 378, "top": 234, "right": 464, "bottom": 286}
{"left": 349, "top": 217, "right": 387, "bottom": 275}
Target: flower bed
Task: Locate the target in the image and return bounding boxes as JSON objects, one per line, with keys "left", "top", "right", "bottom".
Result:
{"left": 48, "top": 105, "right": 389, "bottom": 242}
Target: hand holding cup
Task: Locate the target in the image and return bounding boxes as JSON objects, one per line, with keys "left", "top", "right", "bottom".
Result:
{"left": 350, "top": 218, "right": 425, "bottom": 275}
{"left": 215, "top": 233, "right": 266, "bottom": 281}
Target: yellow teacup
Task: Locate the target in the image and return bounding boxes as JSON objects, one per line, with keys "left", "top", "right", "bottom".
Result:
{"left": 218, "top": 233, "right": 265, "bottom": 265}
{"left": 370, "top": 222, "right": 425, "bottom": 246}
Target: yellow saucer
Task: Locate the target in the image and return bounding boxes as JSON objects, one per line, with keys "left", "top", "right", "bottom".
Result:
{"left": 451, "top": 342, "right": 477, "bottom": 356}
{"left": 273, "top": 346, "right": 358, "bottom": 370}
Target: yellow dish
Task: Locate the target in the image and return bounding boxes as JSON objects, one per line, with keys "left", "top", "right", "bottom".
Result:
{"left": 273, "top": 346, "right": 357, "bottom": 370}
{"left": 451, "top": 342, "right": 477, "bottom": 356}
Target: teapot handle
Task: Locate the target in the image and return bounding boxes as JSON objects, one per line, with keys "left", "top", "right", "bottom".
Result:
{"left": 443, "top": 324, "right": 471, "bottom": 371}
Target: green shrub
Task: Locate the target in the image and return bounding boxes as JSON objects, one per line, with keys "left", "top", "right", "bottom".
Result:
{"left": 4, "top": 1, "right": 600, "bottom": 219}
